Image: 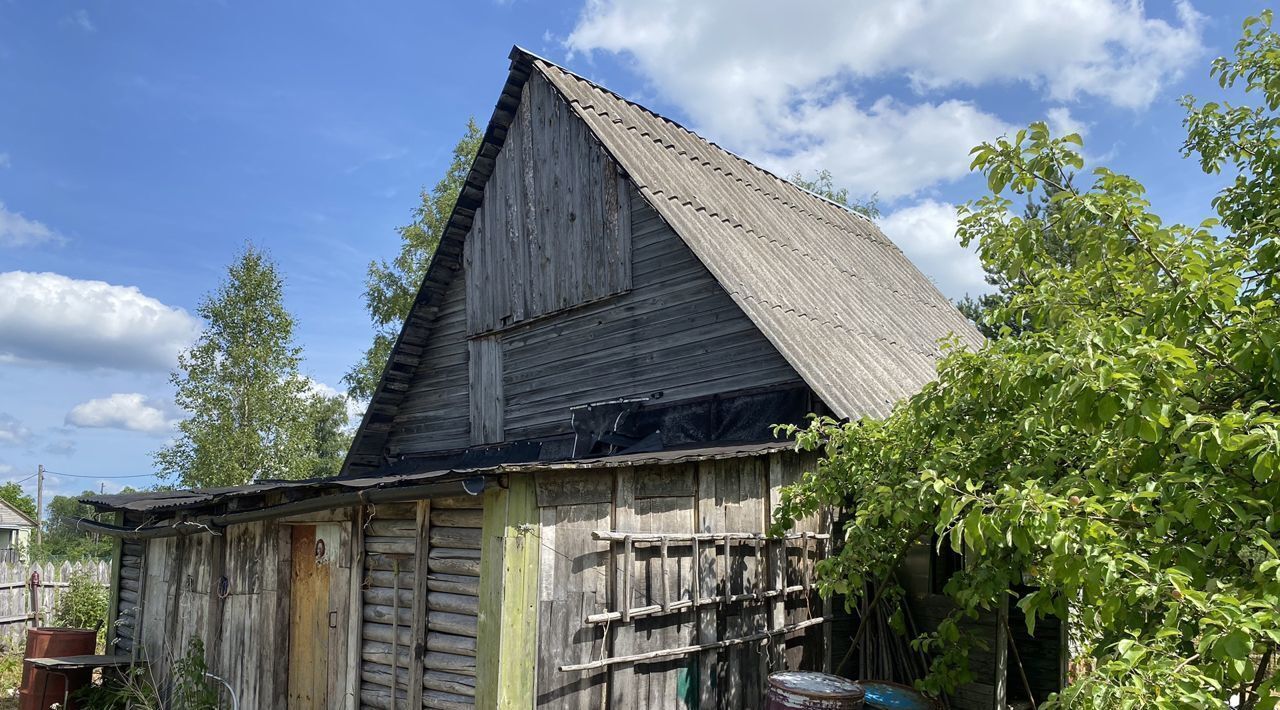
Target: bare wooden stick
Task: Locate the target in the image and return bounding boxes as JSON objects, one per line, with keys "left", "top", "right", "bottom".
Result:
{"left": 1002, "top": 615, "right": 1036, "bottom": 710}
{"left": 836, "top": 522, "right": 930, "bottom": 676}
{"left": 660, "top": 539, "right": 671, "bottom": 612}
{"left": 620, "top": 536, "right": 633, "bottom": 623}
{"left": 594, "top": 531, "right": 829, "bottom": 543}
{"left": 559, "top": 617, "right": 828, "bottom": 672}
{"left": 690, "top": 536, "right": 700, "bottom": 611}
{"left": 586, "top": 586, "right": 814, "bottom": 624}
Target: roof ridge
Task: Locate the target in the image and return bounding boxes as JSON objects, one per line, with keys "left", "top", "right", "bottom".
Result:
{"left": 594, "top": 109, "right": 892, "bottom": 250}
{"left": 525, "top": 56, "right": 881, "bottom": 227}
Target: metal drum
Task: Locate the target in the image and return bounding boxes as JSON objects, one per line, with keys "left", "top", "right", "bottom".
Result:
{"left": 859, "top": 680, "right": 939, "bottom": 710}
{"left": 19, "top": 627, "right": 97, "bottom": 710}
{"left": 766, "top": 672, "right": 866, "bottom": 709}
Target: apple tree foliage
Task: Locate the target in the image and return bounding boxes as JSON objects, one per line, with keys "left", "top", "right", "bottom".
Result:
{"left": 775, "top": 14, "right": 1280, "bottom": 709}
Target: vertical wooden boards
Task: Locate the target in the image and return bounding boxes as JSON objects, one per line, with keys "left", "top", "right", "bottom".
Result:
{"left": 346, "top": 508, "right": 367, "bottom": 710}
{"left": 408, "top": 501, "right": 431, "bottom": 709}
{"left": 695, "top": 463, "right": 722, "bottom": 710}
{"left": 777, "top": 451, "right": 828, "bottom": 672}
{"left": 289, "top": 525, "right": 333, "bottom": 708}
{"left": 476, "top": 474, "right": 539, "bottom": 708}
{"left": 767, "top": 455, "right": 787, "bottom": 673}
{"left": 140, "top": 536, "right": 174, "bottom": 685}
{"left": 698, "top": 458, "right": 769, "bottom": 710}
{"left": 124, "top": 520, "right": 297, "bottom": 709}
{"left": 534, "top": 472, "right": 611, "bottom": 709}
{"left": 323, "top": 523, "right": 354, "bottom": 709}
{"left": 468, "top": 335, "right": 504, "bottom": 446}
{"left": 464, "top": 71, "right": 632, "bottom": 337}
{"left": 610, "top": 465, "right": 699, "bottom": 709}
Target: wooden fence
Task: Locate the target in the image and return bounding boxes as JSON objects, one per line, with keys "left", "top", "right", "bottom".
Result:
{"left": 0, "top": 561, "right": 111, "bottom": 651}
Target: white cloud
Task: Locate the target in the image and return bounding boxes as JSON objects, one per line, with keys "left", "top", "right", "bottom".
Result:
{"left": 1046, "top": 106, "right": 1089, "bottom": 138}
{"left": 67, "top": 9, "right": 96, "bottom": 33}
{"left": 306, "top": 379, "right": 367, "bottom": 430}
{"left": 567, "top": 0, "right": 1203, "bottom": 197}
{"left": 0, "top": 203, "right": 62, "bottom": 247}
{"left": 769, "top": 97, "right": 1012, "bottom": 199}
{"left": 0, "top": 414, "right": 31, "bottom": 446}
{"left": 66, "top": 393, "right": 176, "bottom": 434}
{"left": 0, "top": 271, "right": 200, "bottom": 371}
{"left": 879, "top": 200, "right": 990, "bottom": 300}
{"left": 0, "top": 154, "right": 10, "bottom": 169}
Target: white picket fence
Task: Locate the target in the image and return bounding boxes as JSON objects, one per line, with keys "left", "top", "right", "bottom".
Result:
{"left": 0, "top": 561, "right": 111, "bottom": 651}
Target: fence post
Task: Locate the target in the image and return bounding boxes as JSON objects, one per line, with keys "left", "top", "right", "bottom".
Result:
{"left": 28, "top": 569, "right": 40, "bottom": 628}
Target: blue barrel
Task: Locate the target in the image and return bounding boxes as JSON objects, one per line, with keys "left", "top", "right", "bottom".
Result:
{"left": 766, "top": 672, "right": 866, "bottom": 709}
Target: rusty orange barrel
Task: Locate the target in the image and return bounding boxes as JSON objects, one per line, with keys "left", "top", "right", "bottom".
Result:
{"left": 19, "top": 627, "right": 96, "bottom": 710}
{"left": 766, "top": 672, "right": 866, "bottom": 709}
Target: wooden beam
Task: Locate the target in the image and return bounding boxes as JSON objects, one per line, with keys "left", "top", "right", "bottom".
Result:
{"left": 408, "top": 500, "right": 432, "bottom": 709}
{"left": 768, "top": 454, "right": 786, "bottom": 671}
{"left": 475, "top": 474, "right": 539, "bottom": 708}
{"left": 106, "top": 511, "right": 124, "bottom": 654}
{"left": 345, "top": 507, "right": 366, "bottom": 710}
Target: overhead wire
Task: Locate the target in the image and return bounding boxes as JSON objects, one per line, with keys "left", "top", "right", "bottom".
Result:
{"left": 42, "top": 470, "right": 157, "bottom": 480}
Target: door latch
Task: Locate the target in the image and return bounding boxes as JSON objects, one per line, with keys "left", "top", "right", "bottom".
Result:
{"left": 329, "top": 610, "right": 338, "bottom": 629}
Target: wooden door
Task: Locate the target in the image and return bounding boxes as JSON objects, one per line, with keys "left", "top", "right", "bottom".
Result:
{"left": 288, "top": 525, "right": 331, "bottom": 709}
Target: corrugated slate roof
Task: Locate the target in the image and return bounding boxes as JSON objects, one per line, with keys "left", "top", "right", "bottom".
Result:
{"left": 341, "top": 47, "right": 981, "bottom": 475}
{"left": 87, "top": 442, "right": 785, "bottom": 514}
{"left": 530, "top": 55, "right": 982, "bottom": 418}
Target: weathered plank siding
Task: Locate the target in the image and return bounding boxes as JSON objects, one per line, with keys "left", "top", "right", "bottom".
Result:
{"left": 534, "top": 451, "right": 829, "bottom": 709}
{"left": 500, "top": 189, "right": 803, "bottom": 441}
{"left": 464, "top": 71, "right": 631, "bottom": 337}
{"left": 134, "top": 522, "right": 293, "bottom": 708}
{"left": 468, "top": 335, "right": 503, "bottom": 446}
{"left": 387, "top": 267, "right": 471, "bottom": 457}
{"left": 534, "top": 472, "right": 612, "bottom": 709}
{"left": 385, "top": 72, "right": 801, "bottom": 456}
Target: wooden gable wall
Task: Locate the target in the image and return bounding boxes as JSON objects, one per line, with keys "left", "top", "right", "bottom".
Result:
{"left": 385, "top": 71, "right": 802, "bottom": 457}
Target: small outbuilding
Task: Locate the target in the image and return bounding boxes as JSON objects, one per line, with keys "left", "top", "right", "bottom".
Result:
{"left": 81, "top": 48, "right": 1059, "bottom": 709}
{"left": 0, "top": 499, "right": 35, "bottom": 563}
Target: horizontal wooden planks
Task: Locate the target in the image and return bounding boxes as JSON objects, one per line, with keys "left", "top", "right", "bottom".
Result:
{"left": 501, "top": 190, "right": 802, "bottom": 441}
{"left": 359, "top": 506, "right": 419, "bottom": 709}
{"left": 387, "top": 266, "right": 471, "bottom": 455}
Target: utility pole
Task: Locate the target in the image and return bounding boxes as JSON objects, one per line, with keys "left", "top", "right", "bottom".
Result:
{"left": 35, "top": 465, "right": 43, "bottom": 548}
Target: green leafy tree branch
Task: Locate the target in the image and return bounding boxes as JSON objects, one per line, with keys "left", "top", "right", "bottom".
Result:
{"left": 775, "top": 13, "right": 1280, "bottom": 709}
{"left": 155, "top": 245, "right": 349, "bottom": 488}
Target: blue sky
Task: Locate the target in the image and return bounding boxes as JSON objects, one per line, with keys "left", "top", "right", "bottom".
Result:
{"left": 0, "top": 1, "right": 1266, "bottom": 505}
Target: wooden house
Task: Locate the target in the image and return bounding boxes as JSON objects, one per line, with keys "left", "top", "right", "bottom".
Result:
{"left": 0, "top": 499, "right": 35, "bottom": 563}
{"left": 80, "top": 48, "right": 1056, "bottom": 709}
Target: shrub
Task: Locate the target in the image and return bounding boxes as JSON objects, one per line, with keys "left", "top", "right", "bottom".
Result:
{"left": 51, "top": 571, "right": 109, "bottom": 634}
{"left": 171, "top": 638, "right": 219, "bottom": 710}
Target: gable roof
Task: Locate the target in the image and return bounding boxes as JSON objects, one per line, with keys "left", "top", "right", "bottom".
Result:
{"left": 0, "top": 498, "right": 36, "bottom": 529}
{"left": 342, "top": 48, "right": 983, "bottom": 475}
